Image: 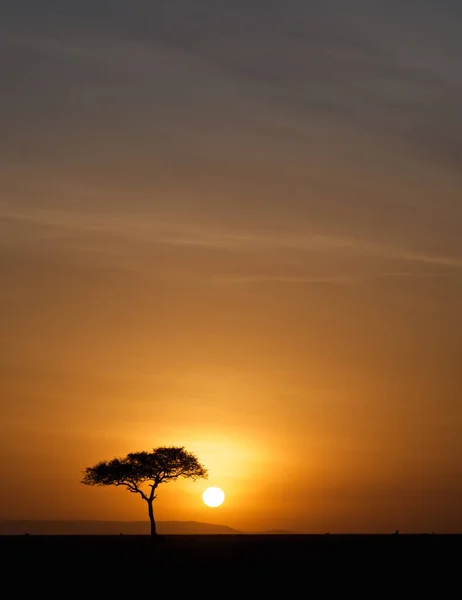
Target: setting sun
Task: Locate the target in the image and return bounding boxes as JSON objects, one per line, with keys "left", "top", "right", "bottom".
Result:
{"left": 202, "top": 487, "right": 225, "bottom": 508}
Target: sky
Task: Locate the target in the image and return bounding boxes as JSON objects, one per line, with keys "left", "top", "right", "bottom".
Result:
{"left": 1, "top": 0, "right": 462, "bottom": 533}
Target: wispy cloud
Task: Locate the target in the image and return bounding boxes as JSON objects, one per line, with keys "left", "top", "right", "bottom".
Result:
{"left": 2, "top": 207, "right": 462, "bottom": 273}
{"left": 2, "top": 1, "right": 461, "bottom": 170}
{"left": 210, "top": 274, "right": 358, "bottom": 285}
{"left": 1, "top": 0, "right": 461, "bottom": 281}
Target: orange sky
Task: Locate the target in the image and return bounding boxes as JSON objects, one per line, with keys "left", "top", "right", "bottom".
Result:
{"left": 1, "top": 0, "right": 462, "bottom": 533}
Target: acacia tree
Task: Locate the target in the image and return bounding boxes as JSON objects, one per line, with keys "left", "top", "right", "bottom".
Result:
{"left": 81, "top": 446, "right": 208, "bottom": 539}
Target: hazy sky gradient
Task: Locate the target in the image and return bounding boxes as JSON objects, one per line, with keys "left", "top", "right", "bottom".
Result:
{"left": 1, "top": 0, "right": 462, "bottom": 532}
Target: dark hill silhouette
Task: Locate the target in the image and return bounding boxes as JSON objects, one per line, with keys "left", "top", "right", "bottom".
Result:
{"left": 0, "top": 520, "right": 241, "bottom": 535}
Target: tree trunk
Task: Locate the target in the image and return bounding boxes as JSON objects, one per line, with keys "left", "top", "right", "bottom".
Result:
{"left": 147, "top": 500, "right": 156, "bottom": 539}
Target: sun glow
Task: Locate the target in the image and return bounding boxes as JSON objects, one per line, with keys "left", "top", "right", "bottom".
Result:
{"left": 202, "top": 486, "right": 225, "bottom": 507}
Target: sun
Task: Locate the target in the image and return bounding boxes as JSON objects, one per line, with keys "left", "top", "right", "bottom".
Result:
{"left": 202, "top": 486, "right": 225, "bottom": 507}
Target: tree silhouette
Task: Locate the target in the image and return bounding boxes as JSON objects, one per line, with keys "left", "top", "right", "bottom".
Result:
{"left": 81, "top": 446, "right": 208, "bottom": 539}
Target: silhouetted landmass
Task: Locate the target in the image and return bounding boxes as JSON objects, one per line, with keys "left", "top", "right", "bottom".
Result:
{"left": 260, "top": 529, "right": 299, "bottom": 534}
{"left": 0, "top": 520, "right": 241, "bottom": 535}
{"left": 1, "top": 534, "right": 460, "bottom": 589}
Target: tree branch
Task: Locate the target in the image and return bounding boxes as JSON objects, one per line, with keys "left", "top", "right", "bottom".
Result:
{"left": 149, "top": 484, "right": 157, "bottom": 502}
{"left": 115, "top": 481, "right": 149, "bottom": 502}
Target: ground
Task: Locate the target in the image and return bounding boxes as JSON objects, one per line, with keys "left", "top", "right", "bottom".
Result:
{"left": 1, "top": 534, "right": 460, "bottom": 589}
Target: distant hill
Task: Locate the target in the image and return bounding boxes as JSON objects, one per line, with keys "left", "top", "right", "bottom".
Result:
{"left": 0, "top": 520, "right": 242, "bottom": 535}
